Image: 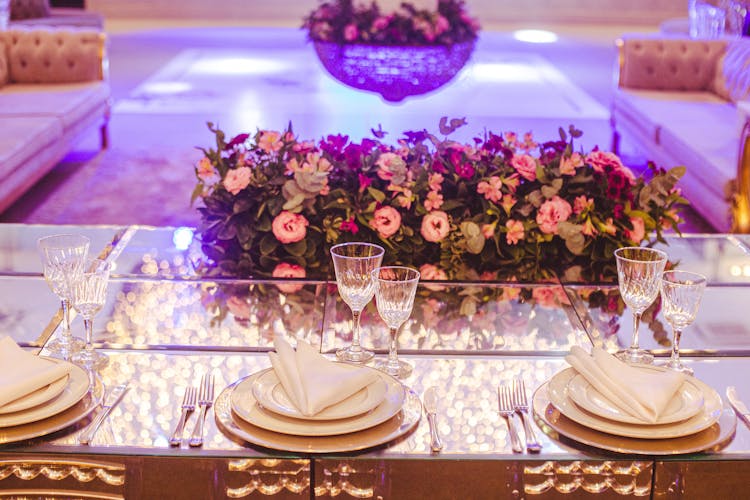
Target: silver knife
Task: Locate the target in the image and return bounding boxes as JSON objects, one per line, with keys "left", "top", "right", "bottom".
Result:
{"left": 726, "top": 386, "right": 750, "bottom": 429}
{"left": 79, "top": 384, "right": 128, "bottom": 445}
{"left": 423, "top": 386, "right": 443, "bottom": 452}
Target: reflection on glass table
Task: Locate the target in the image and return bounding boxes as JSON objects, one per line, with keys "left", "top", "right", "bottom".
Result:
{"left": 322, "top": 282, "right": 588, "bottom": 355}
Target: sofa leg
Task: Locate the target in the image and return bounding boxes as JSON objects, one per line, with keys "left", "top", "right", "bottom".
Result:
{"left": 100, "top": 123, "right": 109, "bottom": 149}
{"left": 611, "top": 129, "right": 621, "bottom": 155}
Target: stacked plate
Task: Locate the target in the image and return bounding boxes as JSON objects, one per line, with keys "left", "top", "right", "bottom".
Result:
{"left": 0, "top": 358, "right": 101, "bottom": 444}
{"left": 532, "top": 365, "right": 737, "bottom": 454}
{"left": 214, "top": 365, "right": 422, "bottom": 453}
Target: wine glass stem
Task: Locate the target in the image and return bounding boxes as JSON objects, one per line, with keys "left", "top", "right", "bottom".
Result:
{"left": 630, "top": 312, "right": 642, "bottom": 351}
{"left": 61, "top": 298, "right": 72, "bottom": 338}
{"left": 670, "top": 328, "right": 683, "bottom": 365}
{"left": 83, "top": 318, "right": 94, "bottom": 352}
{"left": 387, "top": 327, "right": 400, "bottom": 373}
{"left": 350, "top": 309, "right": 363, "bottom": 353}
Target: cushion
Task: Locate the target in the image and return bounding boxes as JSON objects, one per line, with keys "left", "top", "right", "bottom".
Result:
{"left": 0, "top": 40, "right": 7, "bottom": 87}
{"left": 0, "top": 81, "right": 109, "bottom": 131}
{"left": 713, "top": 38, "right": 750, "bottom": 103}
{"left": 9, "top": 0, "right": 50, "bottom": 20}
{"left": 0, "top": 29, "right": 103, "bottom": 84}
{"left": 619, "top": 37, "right": 726, "bottom": 91}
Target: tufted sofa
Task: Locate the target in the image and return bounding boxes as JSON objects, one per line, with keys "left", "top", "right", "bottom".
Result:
{"left": 0, "top": 28, "right": 110, "bottom": 213}
{"left": 611, "top": 35, "right": 750, "bottom": 232}
{"left": 10, "top": 0, "right": 104, "bottom": 29}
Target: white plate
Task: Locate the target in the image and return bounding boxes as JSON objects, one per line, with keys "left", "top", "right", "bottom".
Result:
{"left": 216, "top": 378, "right": 421, "bottom": 453}
{"left": 533, "top": 380, "right": 736, "bottom": 455}
{"left": 547, "top": 368, "right": 722, "bottom": 439}
{"left": 231, "top": 370, "right": 405, "bottom": 436}
{"left": 251, "top": 366, "right": 388, "bottom": 421}
{"left": 0, "top": 361, "right": 90, "bottom": 428}
{"left": 567, "top": 369, "right": 705, "bottom": 425}
{"left": 0, "top": 359, "right": 69, "bottom": 414}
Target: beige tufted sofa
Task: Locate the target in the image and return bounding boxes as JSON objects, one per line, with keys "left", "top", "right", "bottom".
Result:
{"left": 611, "top": 35, "right": 750, "bottom": 232}
{"left": 0, "top": 28, "right": 110, "bottom": 213}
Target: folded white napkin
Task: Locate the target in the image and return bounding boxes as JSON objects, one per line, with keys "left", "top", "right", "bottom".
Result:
{"left": 565, "top": 345, "right": 686, "bottom": 424}
{"left": 0, "top": 336, "right": 72, "bottom": 409}
{"left": 268, "top": 337, "right": 380, "bottom": 417}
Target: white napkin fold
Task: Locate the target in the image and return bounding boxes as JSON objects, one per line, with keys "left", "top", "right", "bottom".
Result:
{"left": 268, "top": 337, "right": 380, "bottom": 417}
{"left": 565, "top": 345, "right": 686, "bottom": 424}
{"left": 0, "top": 336, "right": 72, "bottom": 409}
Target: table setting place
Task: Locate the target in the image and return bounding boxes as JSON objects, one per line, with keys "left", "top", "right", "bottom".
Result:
{"left": 0, "top": 335, "right": 104, "bottom": 445}
{"left": 531, "top": 247, "right": 743, "bottom": 455}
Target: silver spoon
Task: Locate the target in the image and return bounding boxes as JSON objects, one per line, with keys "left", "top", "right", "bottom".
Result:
{"left": 423, "top": 386, "right": 443, "bottom": 452}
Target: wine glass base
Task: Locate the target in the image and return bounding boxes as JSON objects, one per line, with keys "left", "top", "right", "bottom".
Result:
{"left": 72, "top": 350, "right": 109, "bottom": 370}
{"left": 664, "top": 360, "right": 693, "bottom": 375}
{"left": 373, "top": 359, "right": 413, "bottom": 379}
{"left": 336, "top": 347, "right": 374, "bottom": 363}
{"left": 615, "top": 349, "right": 654, "bottom": 365}
{"left": 45, "top": 336, "right": 85, "bottom": 358}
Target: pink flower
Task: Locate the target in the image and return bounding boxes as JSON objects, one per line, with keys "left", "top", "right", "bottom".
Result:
{"left": 371, "top": 205, "right": 402, "bottom": 238}
{"left": 271, "top": 211, "right": 309, "bottom": 244}
{"left": 532, "top": 286, "right": 571, "bottom": 308}
{"left": 272, "top": 262, "right": 306, "bottom": 294}
{"left": 585, "top": 150, "right": 635, "bottom": 181}
{"left": 196, "top": 157, "right": 215, "bottom": 181}
{"left": 435, "top": 15, "right": 450, "bottom": 35}
{"left": 625, "top": 217, "right": 645, "bottom": 243}
{"left": 477, "top": 176, "right": 503, "bottom": 203}
{"left": 479, "top": 270, "right": 497, "bottom": 281}
{"left": 373, "top": 15, "right": 390, "bottom": 31}
{"left": 226, "top": 296, "right": 251, "bottom": 319}
{"left": 573, "top": 195, "right": 594, "bottom": 215}
{"left": 340, "top": 217, "right": 359, "bottom": 234}
{"left": 505, "top": 219, "right": 525, "bottom": 245}
{"left": 419, "top": 263, "right": 447, "bottom": 291}
{"left": 424, "top": 190, "right": 444, "bottom": 211}
{"left": 421, "top": 211, "right": 451, "bottom": 243}
{"left": 601, "top": 217, "right": 617, "bottom": 235}
{"left": 257, "top": 130, "right": 283, "bottom": 153}
{"left": 358, "top": 172, "right": 372, "bottom": 193}
{"left": 511, "top": 154, "right": 537, "bottom": 182}
{"left": 502, "top": 174, "right": 520, "bottom": 193}
{"left": 344, "top": 23, "right": 358, "bottom": 42}
{"left": 428, "top": 173, "right": 444, "bottom": 192}
{"left": 582, "top": 218, "right": 598, "bottom": 237}
{"left": 522, "top": 132, "right": 537, "bottom": 151}
{"left": 501, "top": 194, "right": 516, "bottom": 214}
{"left": 536, "top": 196, "right": 573, "bottom": 234}
{"left": 482, "top": 223, "right": 495, "bottom": 239}
{"left": 375, "top": 152, "right": 405, "bottom": 181}
{"left": 223, "top": 166, "right": 251, "bottom": 195}
{"left": 559, "top": 152, "right": 583, "bottom": 176}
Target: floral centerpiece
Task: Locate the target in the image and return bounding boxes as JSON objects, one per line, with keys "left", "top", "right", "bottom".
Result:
{"left": 303, "top": 0, "right": 480, "bottom": 101}
{"left": 191, "top": 118, "right": 686, "bottom": 284}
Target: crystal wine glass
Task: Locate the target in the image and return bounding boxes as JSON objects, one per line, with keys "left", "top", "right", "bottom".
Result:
{"left": 614, "top": 246, "right": 667, "bottom": 364}
{"left": 371, "top": 266, "right": 420, "bottom": 379}
{"left": 330, "top": 242, "right": 385, "bottom": 363}
{"left": 71, "top": 259, "right": 111, "bottom": 369}
{"left": 37, "top": 234, "right": 90, "bottom": 358}
{"left": 660, "top": 270, "right": 706, "bottom": 375}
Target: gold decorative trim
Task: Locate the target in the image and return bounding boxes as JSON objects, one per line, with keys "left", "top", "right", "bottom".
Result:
{"left": 0, "top": 460, "right": 125, "bottom": 486}
{"left": 732, "top": 119, "right": 750, "bottom": 233}
{"left": 97, "top": 32, "right": 109, "bottom": 82}
{"left": 0, "top": 490, "right": 123, "bottom": 500}
{"left": 226, "top": 459, "right": 308, "bottom": 498}
{"left": 523, "top": 460, "right": 651, "bottom": 496}
{"left": 615, "top": 38, "right": 625, "bottom": 88}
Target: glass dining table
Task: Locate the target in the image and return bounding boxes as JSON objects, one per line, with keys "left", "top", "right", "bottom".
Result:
{"left": 0, "top": 223, "right": 748, "bottom": 499}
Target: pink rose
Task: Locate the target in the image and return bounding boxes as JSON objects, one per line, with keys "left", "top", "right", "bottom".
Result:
{"left": 421, "top": 210, "right": 450, "bottom": 243}
{"left": 532, "top": 286, "right": 571, "bottom": 308}
{"left": 272, "top": 262, "right": 306, "bottom": 293}
{"left": 373, "top": 15, "right": 391, "bottom": 31}
{"left": 370, "top": 205, "right": 402, "bottom": 238}
{"left": 226, "top": 296, "right": 251, "bottom": 319}
{"left": 536, "top": 196, "right": 573, "bottom": 234}
{"left": 625, "top": 217, "right": 646, "bottom": 243}
{"left": 272, "top": 211, "right": 309, "bottom": 244}
{"left": 585, "top": 150, "right": 635, "bottom": 181}
{"left": 223, "top": 166, "right": 251, "bottom": 195}
{"left": 419, "top": 263, "right": 447, "bottom": 291}
{"left": 257, "top": 130, "right": 283, "bottom": 153}
{"left": 375, "top": 152, "right": 405, "bottom": 182}
{"left": 510, "top": 154, "right": 537, "bottom": 182}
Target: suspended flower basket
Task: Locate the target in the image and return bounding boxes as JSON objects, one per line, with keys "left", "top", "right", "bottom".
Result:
{"left": 313, "top": 39, "right": 475, "bottom": 102}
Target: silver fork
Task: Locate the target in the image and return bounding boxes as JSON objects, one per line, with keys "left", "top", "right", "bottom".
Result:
{"left": 512, "top": 379, "right": 542, "bottom": 453}
{"left": 169, "top": 386, "right": 197, "bottom": 447}
{"left": 497, "top": 385, "right": 523, "bottom": 453}
{"left": 189, "top": 373, "right": 215, "bottom": 447}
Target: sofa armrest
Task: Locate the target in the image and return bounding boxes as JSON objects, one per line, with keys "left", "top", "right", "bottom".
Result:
{"left": 0, "top": 28, "right": 106, "bottom": 84}
{"left": 616, "top": 36, "right": 726, "bottom": 91}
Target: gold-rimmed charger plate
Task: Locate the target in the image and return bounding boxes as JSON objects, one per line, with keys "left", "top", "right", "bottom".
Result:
{"left": 533, "top": 380, "right": 736, "bottom": 455}
{"left": 0, "top": 377, "right": 103, "bottom": 445}
{"left": 215, "top": 377, "right": 421, "bottom": 453}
